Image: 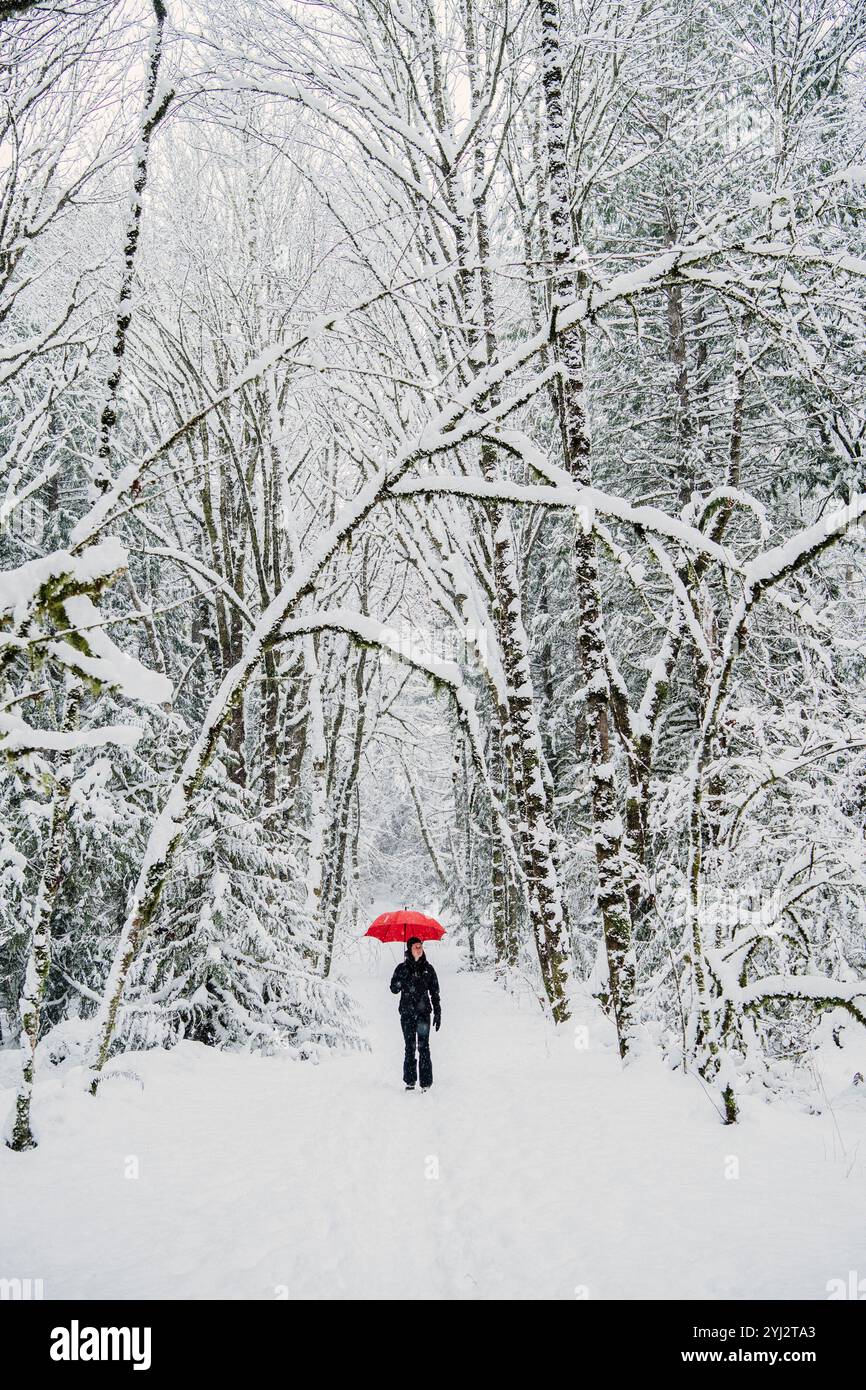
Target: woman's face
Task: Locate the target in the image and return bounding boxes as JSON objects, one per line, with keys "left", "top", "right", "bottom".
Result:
{"left": 410, "top": 942, "right": 423, "bottom": 960}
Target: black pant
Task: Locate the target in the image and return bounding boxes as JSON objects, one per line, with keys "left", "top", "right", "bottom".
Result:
{"left": 400, "top": 1011, "right": 432, "bottom": 1087}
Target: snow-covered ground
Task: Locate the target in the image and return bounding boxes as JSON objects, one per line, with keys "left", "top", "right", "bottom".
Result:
{"left": 2, "top": 937, "right": 865, "bottom": 1300}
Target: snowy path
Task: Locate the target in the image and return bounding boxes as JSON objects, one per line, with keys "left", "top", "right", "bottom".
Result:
{"left": 2, "top": 940, "right": 865, "bottom": 1300}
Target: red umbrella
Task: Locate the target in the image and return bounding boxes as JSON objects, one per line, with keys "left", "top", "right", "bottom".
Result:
{"left": 365, "top": 909, "right": 446, "bottom": 943}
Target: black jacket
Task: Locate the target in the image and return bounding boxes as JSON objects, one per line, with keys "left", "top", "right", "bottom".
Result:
{"left": 390, "top": 953, "right": 441, "bottom": 1020}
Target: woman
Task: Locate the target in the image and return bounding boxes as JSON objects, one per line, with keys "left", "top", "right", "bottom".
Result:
{"left": 389, "top": 936, "right": 441, "bottom": 1090}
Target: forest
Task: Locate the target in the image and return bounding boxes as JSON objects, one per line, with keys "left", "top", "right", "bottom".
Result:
{"left": 1, "top": 0, "right": 865, "bottom": 1188}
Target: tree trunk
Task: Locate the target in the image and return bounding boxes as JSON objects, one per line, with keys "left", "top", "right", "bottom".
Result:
{"left": 6, "top": 684, "right": 80, "bottom": 1151}
{"left": 537, "top": 0, "right": 636, "bottom": 1055}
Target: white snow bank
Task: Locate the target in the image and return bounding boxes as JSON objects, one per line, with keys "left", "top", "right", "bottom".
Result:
{"left": 1, "top": 952, "right": 864, "bottom": 1300}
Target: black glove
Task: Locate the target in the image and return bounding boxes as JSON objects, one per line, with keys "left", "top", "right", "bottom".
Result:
{"left": 433, "top": 1013, "right": 441, "bottom": 1031}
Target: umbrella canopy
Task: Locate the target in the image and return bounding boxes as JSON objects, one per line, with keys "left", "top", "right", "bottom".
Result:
{"left": 365, "top": 909, "right": 445, "bottom": 943}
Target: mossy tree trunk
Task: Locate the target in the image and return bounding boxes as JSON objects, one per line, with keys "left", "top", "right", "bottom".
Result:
{"left": 6, "top": 684, "right": 80, "bottom": 1151}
